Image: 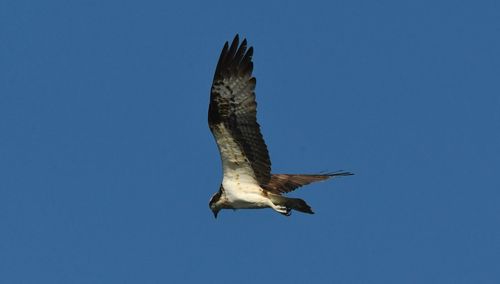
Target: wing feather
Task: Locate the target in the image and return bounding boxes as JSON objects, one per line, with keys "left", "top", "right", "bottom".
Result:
{"left": 208, "top": 35, "right": 271, "bottom": 185}
{"left": 263, "top": 172, "right": 354, "bottom": 194}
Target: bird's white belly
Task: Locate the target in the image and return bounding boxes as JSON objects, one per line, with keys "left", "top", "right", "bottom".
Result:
{"left": 222, "top": 179, "right": 271, "bottom": 209}
{"left": 215, "top": 122, "right": 272, "bottom": 209}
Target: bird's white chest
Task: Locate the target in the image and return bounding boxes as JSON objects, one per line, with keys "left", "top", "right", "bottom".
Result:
{"left": 222, "top": 178, "right": 270, "bottom": 208}
{"left": 214, "top": 123, "right": 271, "bottom": 209}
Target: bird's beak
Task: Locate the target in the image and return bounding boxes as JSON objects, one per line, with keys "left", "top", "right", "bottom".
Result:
{"left": 212, "top": 210, "right": 218, "bottom": 219}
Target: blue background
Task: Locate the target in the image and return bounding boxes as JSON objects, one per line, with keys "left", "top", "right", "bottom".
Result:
{"left": 1, "top": 0, "right": 499, "bottom": 283}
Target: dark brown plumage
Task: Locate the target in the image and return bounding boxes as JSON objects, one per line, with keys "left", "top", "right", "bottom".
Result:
{"left": 208, "top": 35, "right": 353, "bottom": 217}
{"left": 264, "top": 172, "right": 354, "bottom": 194}
{"left": 208, "top": 35, "right": 271, "bottom": 185}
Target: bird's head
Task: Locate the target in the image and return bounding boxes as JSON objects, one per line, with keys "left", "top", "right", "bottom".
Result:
{"left": 209, "top": 187, "right": 223, "bottom": 218}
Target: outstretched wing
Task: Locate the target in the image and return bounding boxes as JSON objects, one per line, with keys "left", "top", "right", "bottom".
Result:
{"left": 263, "top": 172, "right": 354, "bottom": 194}
{"left": 208, "top": 35, "right": 271, "bottom": 186}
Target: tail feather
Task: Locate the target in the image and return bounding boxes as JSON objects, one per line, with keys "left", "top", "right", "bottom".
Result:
{"left": 269, "top": 194, "right": 314, "bottom": 215}
{"left": 286, "top": 197, "right": 314, "bottom": 214}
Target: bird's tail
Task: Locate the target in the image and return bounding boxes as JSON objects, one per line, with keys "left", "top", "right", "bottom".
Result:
{"left": 269, "top": 194, "right": 314, "bottom": 215}
{"left": 266, "top": 171, "right": 354, "bottom": 215}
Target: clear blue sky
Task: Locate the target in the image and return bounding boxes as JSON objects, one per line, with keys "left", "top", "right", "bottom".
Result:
{"left": 1, "top": 0, "right": 499, "bottom": 283}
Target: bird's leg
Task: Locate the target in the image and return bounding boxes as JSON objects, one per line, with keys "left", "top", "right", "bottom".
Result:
{"left": 272, "top": 204, "right": 291, "bottom": 216}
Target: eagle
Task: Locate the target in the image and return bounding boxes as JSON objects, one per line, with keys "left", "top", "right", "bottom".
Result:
{"left": 208, "top": 35, "right": 352, "bottom": 218}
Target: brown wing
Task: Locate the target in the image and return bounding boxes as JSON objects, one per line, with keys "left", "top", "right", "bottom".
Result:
{"left": 208, "top": 35, "right": 271, "bottom": 185}
{"left": 263, "top": 172, "right": 354, "bottom": 194}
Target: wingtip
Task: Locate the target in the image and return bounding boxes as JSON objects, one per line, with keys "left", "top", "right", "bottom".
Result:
{"left": 231, "top": 34, "right": 239, "bottom": 47}
{"left": 326, "top": 170, "right": 354, "bottom": 177}
{"left": 231, "top": 34, "right": 250, "bottom": 49}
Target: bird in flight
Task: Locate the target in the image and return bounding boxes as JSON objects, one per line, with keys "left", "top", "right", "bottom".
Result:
{"left": 208, "top": 35, "right": 352, "bottom": 218}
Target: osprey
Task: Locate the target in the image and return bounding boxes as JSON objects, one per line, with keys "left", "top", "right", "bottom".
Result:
{"left": 208, "top": 35, "right": 352, "bottom": 218}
